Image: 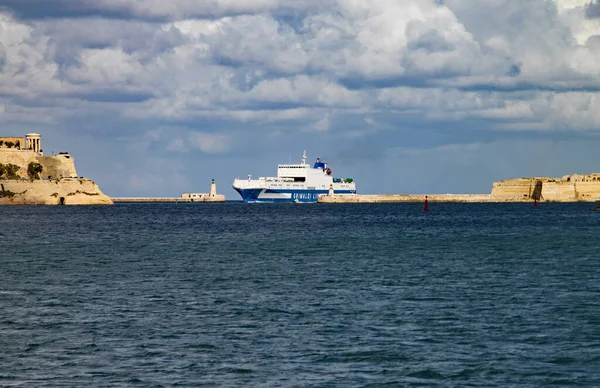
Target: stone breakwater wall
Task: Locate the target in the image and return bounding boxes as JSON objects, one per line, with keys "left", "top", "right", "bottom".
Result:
{"left": 318, "top": 194, "right": 505, "bottom": 203}
{"left": 112, "top": 195, "right": 225, "bottom": 203}
{"left": 0, "top": 178, "right": 113, "bottom": 205}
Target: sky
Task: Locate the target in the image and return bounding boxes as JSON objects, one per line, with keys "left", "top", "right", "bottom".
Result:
{"left": 2, "top": 0, "right": 600, "bottom": 197}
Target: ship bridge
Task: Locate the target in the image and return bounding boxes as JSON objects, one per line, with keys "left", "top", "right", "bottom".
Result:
{"left": 277, "top": 164, "right": 310, "bottom": 178}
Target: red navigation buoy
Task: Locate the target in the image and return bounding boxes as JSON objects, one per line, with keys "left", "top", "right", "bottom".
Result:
{"left": 424, "top": 195, "right": 429, "bottom": 211}
{"left": 534, "top": 198, "right": 537, "bottom": 206}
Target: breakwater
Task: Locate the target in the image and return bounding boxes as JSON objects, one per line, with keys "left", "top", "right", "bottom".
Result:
{"left": 112, "top": 179, "right": 226, "bottom": 203}
{"left": 112, "top": 196, "right": 225, "bottom": 203}
{"left": 318, "top": 194, "right": 506, "bottom": 203}
{"left": 319, "top": 173, "right": 600, "bottom": 203}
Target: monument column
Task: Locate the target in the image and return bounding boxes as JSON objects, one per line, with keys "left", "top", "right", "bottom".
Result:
{"left": 26, "top": 133, "right": 41, "bottom": 153}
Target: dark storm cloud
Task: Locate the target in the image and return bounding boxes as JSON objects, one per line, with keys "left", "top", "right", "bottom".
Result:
{"left": 65, "top": 90, "right": 154, "bottom": 103}
{"left": 338, "top": 76, "right": 432, "bottom": 91}
{"left": 0, "top": 0, "right": 134, "bottom": 20}
{"left": 456, "top": 82, "right": 600, "bottom": 93}
{"left": 0, "top": 0, "right": 325, "bottom": 22}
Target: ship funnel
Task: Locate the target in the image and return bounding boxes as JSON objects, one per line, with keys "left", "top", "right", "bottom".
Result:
{"left": 302, "top": 150, "right": 307, "bottom": 164}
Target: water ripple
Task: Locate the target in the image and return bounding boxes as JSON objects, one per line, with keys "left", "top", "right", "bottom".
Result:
{"left": 1, "top": 203, "right": 600, "bottom": 386}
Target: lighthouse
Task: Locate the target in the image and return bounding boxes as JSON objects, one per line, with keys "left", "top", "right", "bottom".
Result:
{"left": 210, "top": 179, "right": 217, "bottom": 197}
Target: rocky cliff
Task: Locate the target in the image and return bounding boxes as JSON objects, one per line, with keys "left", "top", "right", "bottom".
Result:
{"left": 0, "top": 178, "right": 113, "bottom": 205}
{"left": 1, "top": 147, "right": 112, "bottom": 205}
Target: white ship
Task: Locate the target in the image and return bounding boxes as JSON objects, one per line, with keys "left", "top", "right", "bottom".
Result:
{"left": 232, "top": 151, "right": 356, "bottom": 203}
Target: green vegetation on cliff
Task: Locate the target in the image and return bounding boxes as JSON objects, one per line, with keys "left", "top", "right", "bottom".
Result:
{"left": 0, "top": 163, "right": 21, "bottom": 180}
{"left": 27, "top": 162, "right": 43, "bottom": 180}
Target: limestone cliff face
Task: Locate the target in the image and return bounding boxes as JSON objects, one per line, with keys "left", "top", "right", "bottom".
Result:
{"left": 0, "top": 178, "right": 113, "bottom": 205}
{"left": 1, "top": 148, "right": 111, "bottom": 205}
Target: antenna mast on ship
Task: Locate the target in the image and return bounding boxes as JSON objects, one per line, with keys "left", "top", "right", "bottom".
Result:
{"left": 301, "top": 150, "right": 307, "bottom": 165}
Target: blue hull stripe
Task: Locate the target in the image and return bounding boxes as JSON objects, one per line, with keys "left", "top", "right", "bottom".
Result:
{"left": 234, "top": 188, "right": 355, "bottom": 203}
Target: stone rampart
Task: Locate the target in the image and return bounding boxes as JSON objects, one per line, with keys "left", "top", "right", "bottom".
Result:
{"left": 491, "top": 175, "right": 600, "bottom": 202}
{"left": 0, "top": 149, "right": 39, "bottom": 178}
{"left": 37, "top": 155, "right": 78, "bottom": 178}
{"left": 490, "top": 178, "right": 542, "bottom": 200}
{"left": 540, "top": 182, "right": 576, "bottom": 201}
{"left": 0, "top": 149, "right": 77, "bottom": 179}
{"left": 0, "top": 137, "right": 24, "bottom": 149}
{"left": 567, "top": 182, "right": 600, "bottom": 201}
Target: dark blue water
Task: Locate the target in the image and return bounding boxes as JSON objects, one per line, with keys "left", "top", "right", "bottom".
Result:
{"left": 1, "top": 202, "right": 600, "bottom": 387}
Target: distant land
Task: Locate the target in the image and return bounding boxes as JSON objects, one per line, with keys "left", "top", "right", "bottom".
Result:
{"left": 319, "top": 174, "right": 600, "bottom": 203}
{"left": 0, "top": 133, "right": 112, "bottom": 205}
{"left": 4, "top": 133, "right": 600, "bottom": 205}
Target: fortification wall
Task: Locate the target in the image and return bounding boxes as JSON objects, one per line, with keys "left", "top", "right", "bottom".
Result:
{"left": 542, "top": 181, "right": 600, "bottom": 202}
{"left": 0, "top": 178, "right": 113, "bottom": 205}
{"left": 490, "top": 179, "right": 537, "bottom": 200}
{"left": 541, "top": 182, "right": 576, "bottom": 201}
{"left": 37, "top": 155, "right": 78, "bottom": 178}
{"left": 571, "top": 182, "right": 600, "bottom": 201}
{"left": 0, "top": 149, "right": 77, "bottom": 179}
{"left": 0, "top": 137, "right": 24, "bottom": 149}
{"left": 0, "top": 149, "right": 39, "bottom": 178}
{"left": 491, "top": 177, "right": 600, "bottom": 202}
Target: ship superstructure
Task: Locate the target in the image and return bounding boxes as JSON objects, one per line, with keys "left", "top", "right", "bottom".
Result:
{"left": 232, "top": 151, "right": 356, "bottom": 203}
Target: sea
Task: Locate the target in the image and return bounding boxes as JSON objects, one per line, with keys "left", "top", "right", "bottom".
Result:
{"left": 1, "top": 202, "right": 600, "bottom": 387}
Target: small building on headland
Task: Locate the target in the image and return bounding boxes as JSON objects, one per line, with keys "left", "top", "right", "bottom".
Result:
{"left": 0, "top": 133, "right": 112, "bottom": 205}
{"left": 0, "top": 133, "right": 77, "bottom": 179}
{"left": 1, "top": 133, "right": 42, "bottom": 153}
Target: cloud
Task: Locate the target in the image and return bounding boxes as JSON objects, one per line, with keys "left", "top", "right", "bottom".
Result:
{"left": 585, "top": 1, "right": 600, "bottom": 18}
{"left": 0, "top": 41, "right": 5, "bottom": 70}
{"left": 313, "top": 114, "right": 330, "bottom": 132}
{"left": 188, "top": 132, "right": 229, "bottom": 154}
{"left": 0, "top": 0, "right": 326, "bottom": 21}
{"left": 1, "top": 0, "right": 600, "bottom": 196}
{"left": 166, "top": 138, "right": 185, "bottom": 152}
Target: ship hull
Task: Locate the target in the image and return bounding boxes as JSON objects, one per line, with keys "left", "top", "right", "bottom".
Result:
{"left": 234, "top": 188, "right": 355, "bottom": 203}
